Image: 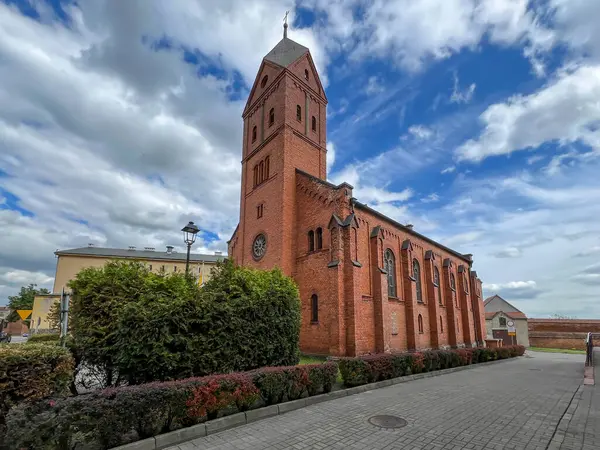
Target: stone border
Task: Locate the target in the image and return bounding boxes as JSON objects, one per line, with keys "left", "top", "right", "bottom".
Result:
{"left": 112, "top": 357, "right": 518, "bottom": 450}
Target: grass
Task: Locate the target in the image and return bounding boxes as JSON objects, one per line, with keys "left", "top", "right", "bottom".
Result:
{"left": 298, "top": 354, "right": 344, "bottom": 384}
{"left": 529, "top": 347, "right": 586, "bottom": 355}
{"left": 298, "top": 354, "right": 328, "bottom": 365}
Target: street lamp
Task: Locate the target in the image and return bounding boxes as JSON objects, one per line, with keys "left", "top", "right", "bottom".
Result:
{"left": 181, "top": 221, "right": 200, "bottom": 275}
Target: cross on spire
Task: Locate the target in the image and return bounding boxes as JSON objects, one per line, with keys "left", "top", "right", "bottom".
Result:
{"left": 283, "top": 11, "right": 289, "bottom": 38}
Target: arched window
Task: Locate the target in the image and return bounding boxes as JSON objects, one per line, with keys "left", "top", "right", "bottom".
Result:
{"left": 311, "top": 294, "right": 318, "bottom": 322}
{"left": 384, "top": 249, "right": 397, "bottom": 298}
{"left": 450, "top": 273, "right": 457, "bottom": 306}
{"left": 253, "top": 165, "right": 258, "bottom": 187}
{"left": 260, "top": 75, "right": 268, "bottom": 88}
{"left": 269, "top": 108, "right": 275, "bottom": 126}
{"left": 296, "top": 105, "right": 302, "bottom": 121}
{"left": 434, "top": 267, "right": 442, "bottom": 305}
{"left": 418, "top": 314, "right": 424, "bottom": 333}
{"left": 259, "top": 161, "right": 264, "bottom": 184}
{"left": 457, "top": 318, "right": 460, "bottom": 333}
{"left": 252, "top": 126, "right": 257, "bottom": 143}
{"left": 499, "top": 317, "right": 507, "bottom": 327}
{"left": 264, "top": 156, "right": 270, "bottom": 180}
{"left": 312, "top": 116, "right": 317, "bottom": 132}
{"left": 316, "top": 227, "right": 323, "bottom": 250}
{"left": 413, "top": 259, "right": 422, "bottom": 303}
{"left": 305, "top": 69, "right": 309, "bottom": 81}
{"left": 308, "top": 230, "right": 315, "bottom": 252}
{"left": 440, "top": 316, "right": 443, "bottom": 333}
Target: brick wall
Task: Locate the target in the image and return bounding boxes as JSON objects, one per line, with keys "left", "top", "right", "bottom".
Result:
{"left": 528, "top": 319, "right": 600, "bottom": 350}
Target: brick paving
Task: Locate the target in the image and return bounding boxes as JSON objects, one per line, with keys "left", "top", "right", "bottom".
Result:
{"left": 168, "top": 352, "right": 589, "bottom": 450}
{"left": 552, "top": 349, "right": 600, "bottom": 450}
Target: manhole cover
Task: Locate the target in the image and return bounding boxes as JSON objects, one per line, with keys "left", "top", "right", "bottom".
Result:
{"left": 368, "top": 415, "right": 408, "bottom": 429}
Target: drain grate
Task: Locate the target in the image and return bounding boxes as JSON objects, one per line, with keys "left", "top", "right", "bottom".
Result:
{"left": 368, "top": 415, "right": 408, "bottom": 429}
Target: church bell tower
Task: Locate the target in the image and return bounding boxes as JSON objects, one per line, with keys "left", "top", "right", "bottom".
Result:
{"left": 228, "top": 21, "right": 328, "bottom": 276}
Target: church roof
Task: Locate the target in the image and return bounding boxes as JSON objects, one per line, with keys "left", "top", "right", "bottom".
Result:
{"left": 264, "top": 37, "right": 308, "bottom": 68}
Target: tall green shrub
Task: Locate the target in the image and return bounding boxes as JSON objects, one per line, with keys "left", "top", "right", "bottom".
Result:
{"left": 69, "top": 260, "right": 301, "bottom": 385}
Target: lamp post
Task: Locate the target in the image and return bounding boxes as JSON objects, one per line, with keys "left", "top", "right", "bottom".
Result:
{"left": 181, "top": 221, "right": 200, "bottom": 276}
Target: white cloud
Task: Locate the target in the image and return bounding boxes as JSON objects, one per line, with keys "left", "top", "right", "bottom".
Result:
{"left": 456, "top": 64, "right": 600, "bottom": 162}
{"left": 441, "top": 166, "right": 456, "bottom": 174}
{"left": 483, "top": 280, "right": 542, "bottom": 299}
{"left": 493, "top": 247, "right": 522, "bottom": 258}
{"left": 450, "top": 72, "right": 476, "bottom": 104}
{"left": 326, "top": 141, "right": 336, "bottom": 175}
{"left": 421, "top": 193, "right": 440, "bottom": 203}
{"left": 365, "top": 76, "right": 384, "bottom": 95}
{"left": 408, "top": 125, "right": 433, "bottom": 140}
{"left": 573, "top": 246, "right": 600, "bottom": 257}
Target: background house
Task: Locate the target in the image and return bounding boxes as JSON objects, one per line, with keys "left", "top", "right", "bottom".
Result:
{"left": 27, "top": 245, "right": 227, "bottom": 335}
{"left": 484, "top": 295, "right": 529, "bottom": 347}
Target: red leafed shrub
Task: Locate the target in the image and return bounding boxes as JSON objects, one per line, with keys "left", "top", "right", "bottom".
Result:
{"left": 408, "top": 352, "right": 425, "bottom": 374}
{"left": 186, "top": 374, "right": 258, "bottom": 420}
{"left": 285, "top": 366, "right": 310, "bottom": 400}
{"left": 455, "top": 349, "right": 471, "bottom": 366}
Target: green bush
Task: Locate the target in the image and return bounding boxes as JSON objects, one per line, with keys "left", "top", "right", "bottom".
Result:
{"left": 69, "top": 260, "right": 301, "bottom": 385}
{"left": 26, "top": 334, "right": 60, "bottom": 344}
{"left": 339, "top": 346, "right": 524, "bottom": 387}
{"left": 5, "top": 362, "right": 338, "bottom": 450}
{"left": 0, "top": 344, "right": 74, "bottom": 430}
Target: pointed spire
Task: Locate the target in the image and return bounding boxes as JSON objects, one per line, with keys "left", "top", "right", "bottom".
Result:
{"left": 283, "top": 10, "right": 289, "bottom": 39}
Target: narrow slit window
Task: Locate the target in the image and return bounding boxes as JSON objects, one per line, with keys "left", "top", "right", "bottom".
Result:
{"left": 316, "top": 227, "right": 323, "bottom": 250}
{"left": 311, "top": 294, "right": 318, "bottom": 322}
{"left": 312, "top": 116, "right": 317, "bottom": 132}
{"left": 269, "top": 108, "right": 274, "bottom": 126}
{"left": 418, "top": 314, "right": 424, "bottom": 333}
{"left": 252, "top": 126, "right": 257, "bottom": 143}
{"left": 308, "top": 230, "right": 315, "bottom": 252}
{"left": 413, "top": 259, "right": 423, "bottom": 303}
{"left": 296, "top": 105, "right": 302, "bottom": 121}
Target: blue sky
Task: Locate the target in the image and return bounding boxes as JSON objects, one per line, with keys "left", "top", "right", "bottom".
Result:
{"left": 1, "top": 0, "right": 600, "bottom": 318}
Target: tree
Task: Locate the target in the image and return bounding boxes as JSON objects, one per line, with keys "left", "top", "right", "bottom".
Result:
{"left": 7, "top": 284, "right": 50, "bottom": 326}
{"left": 550, "top": 314, "right": 577, "bottom": 320}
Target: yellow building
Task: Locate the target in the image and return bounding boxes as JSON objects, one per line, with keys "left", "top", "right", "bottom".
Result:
{"left": 29, "top": 245, "right": 226, "bottom": 334}
{"left": 52, "top": 245, "right": 226, "bottom": 293}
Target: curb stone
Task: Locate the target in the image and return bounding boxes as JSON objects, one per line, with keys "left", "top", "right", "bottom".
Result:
{"left": 110, "top": 357, "right": 518, "bottom": 450}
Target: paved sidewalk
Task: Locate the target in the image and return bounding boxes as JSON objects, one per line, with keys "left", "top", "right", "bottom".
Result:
{"left": 553, "top": 349, "right": 600, "bottom": 450}
{"left": 168, "top": 351, "right": 589, "bottom": 450}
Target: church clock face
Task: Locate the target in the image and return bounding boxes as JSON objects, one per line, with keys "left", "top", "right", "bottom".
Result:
{"left": 252, "top": 234, "right": 267, "bottom": 260}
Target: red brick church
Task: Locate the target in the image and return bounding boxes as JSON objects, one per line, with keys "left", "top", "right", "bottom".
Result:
{"left": 228, "top": 24, "right": 487, "bottom": 356}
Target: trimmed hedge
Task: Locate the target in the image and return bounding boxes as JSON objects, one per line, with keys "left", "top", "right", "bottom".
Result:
{"left": 0, "top": 344, "right": 74, "bottom": 432}
{"left": 5, "top": 362, "right": 338, "bottom": 450}
{"left": 339, "top": 345, "right": 525, "bottom": 387}
{"left": 26, "top": 333, "right": 60, "bottom": 344}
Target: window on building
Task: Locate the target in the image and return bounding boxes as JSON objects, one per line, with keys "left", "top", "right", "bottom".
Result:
{"left": 316, "top": 227, "right": 323, "bottom": 250}
{"left": 457, "top": 318, "right": 460, "bottom": 333}
{"left": 413, "top": 259, "right": 422, "bottom": 303}
{"left": 296, "top": 105, "right": 302, "bottom": 121}
{"left": 161, "top": 265, "right": 165, "bottom": 272}
{"left": 269, "top": 108, "right": 274, "bottom": 126}
{"left": 312, "top": 116, "right": 317, "bottom": 132}
{"left": 149, "top": 264, "right": 152, "bottom": 271}
{"left": 308, "top": 230, "right": 315, "bottom": 252}
{"left": 434, "top": 266, "right": 442, "bottom": 305}
{"left": 499, "top": 317, "right": 507, "bottom": 327}
{"left": 252, "top": 126, "right": 257, "bottom": 143}
{"left": 260, "top": 75, "right": 268, "bottom": 88}
{"left": 305, "top": 69, "right": 309, "bottom": 81}
{"left": 264, "top": 156, "right": 270, "bottom": 179}
{"left": 257, "top": 204, "right": 263, "bottom": 219}
{"left": 253, "top": 165, "right": 258, "bottom": 187}
{"left": 418, "top": 314, "right": 424, "bottom": 333}
{"left": 174, "top": 266, "right": 178, "bottom": 272}
{"left": 384, "top": 249, "right": 397, "bottom": 298}
{"left": 311, "top": 294, "right": 318, "bottom": 322}
{"left": 464, "top": 274, "right": 469, "bottom": 293}
{"left": 440, "top": 316, "right": 444, "bottom": 333}
{"left": 450, "top": 273, "right": 457, "bottom": 307}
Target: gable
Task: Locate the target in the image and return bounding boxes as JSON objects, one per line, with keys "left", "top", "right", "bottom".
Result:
{"left": 287, "top": 52, "right": 327, "bottom": 101}
{"left": 243, "top": 60, "right": 284, "bottom": 116}
{"left": 484, "top": 295, "right": 522, "bottom": 314}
